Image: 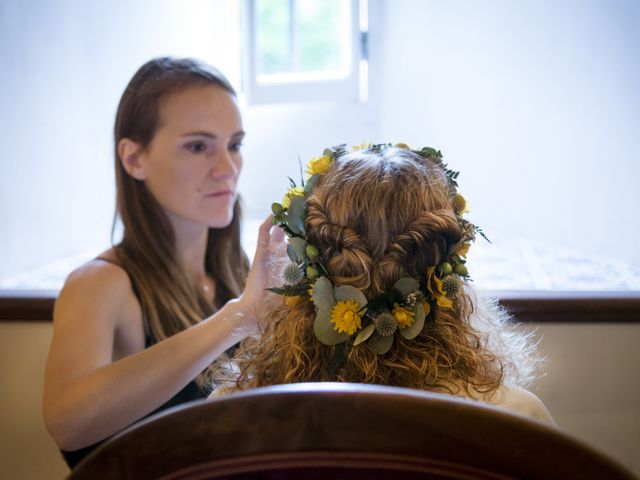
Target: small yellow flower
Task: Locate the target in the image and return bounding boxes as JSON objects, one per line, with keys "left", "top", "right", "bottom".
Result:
{"left": 453, "top": 194, "right": 469, "bottom": 215}
{"left": 281, "top": 186, "right": 305, "bottom": 209}
{"left": 392, "top": 303, "right": 415, "bottom": 328}
{"left": 331, "top": 299, "right": 363, "bottom": 335}
{"left": 305, "top": 155, "right": 332, "bottom": 176}
{"left": 351, "top": 142, "right": 371, "bottom": 152}
{"left": 284, "top": 296, "right": 301, "bottom": 307}
{"left": 426, "top": 266, "right": 454, "bottom": 310}
{"left": 422, "top": 300, "right": 431, "bottom": 317}
{"left": 456, "top": 242, "right": 471, "bottom": 259}
{"left": 308, "top": 282, "right": 315, "bottom": 298}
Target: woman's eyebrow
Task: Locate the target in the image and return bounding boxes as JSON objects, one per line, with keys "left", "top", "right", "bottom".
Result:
{"left": 180, "top": 131, "right": 218, "bottom": 139}
{"left": 180, "top": 131, "right": 246, "bottom": 139}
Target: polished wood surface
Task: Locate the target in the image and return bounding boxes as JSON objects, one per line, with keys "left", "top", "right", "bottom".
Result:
{"left": 69, "top": 383, "right": 636, "bottom": 480}
{"left": 2, "top": 289, "right": 639, "bottom": 323}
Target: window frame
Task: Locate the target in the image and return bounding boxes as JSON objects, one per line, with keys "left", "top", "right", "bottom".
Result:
{"left": 242, "top": 0, "right": 367, "bottom": 104}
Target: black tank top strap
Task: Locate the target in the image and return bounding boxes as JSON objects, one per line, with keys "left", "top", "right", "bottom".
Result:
{"left": 94, "top": 256, "right": 142, "bottom": 301}
{"left": 94, "top": 256, "right": 155, "bottom": 346}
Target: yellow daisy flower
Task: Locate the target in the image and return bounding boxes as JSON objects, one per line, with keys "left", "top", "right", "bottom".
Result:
{"left": 305, "top": 155, "right": 333, "bottom": 176}
{"left": 453, "top": 194, "right": 469, "bottom": 215}
{"left": 282, "top": 186, "right": 305, "bottom": 209}
{"left": 392, "top": 303, "right": 415, "bottom": 328}
{"left": 331, "top": 299, "right": 363, "bottom": 335}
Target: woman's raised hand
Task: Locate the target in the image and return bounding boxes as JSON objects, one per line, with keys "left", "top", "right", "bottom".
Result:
{"left": 239, "top": 215, "right": 287, "bottom": 327}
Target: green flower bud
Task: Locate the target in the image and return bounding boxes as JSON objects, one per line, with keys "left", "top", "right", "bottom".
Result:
{"left": 454, "top": 263, "right": 468, "bottom": 276}
{"left": 305, "top": 244, "right": 320, "bottom": 262}
{"left": 440, "top": 262, "right": 453, "bottom": 276}
{"left": 306, "top": 265, "right": 320, "bottom": 281}
{"left": 271, "top": 202, "right": 283, "bottom": 215}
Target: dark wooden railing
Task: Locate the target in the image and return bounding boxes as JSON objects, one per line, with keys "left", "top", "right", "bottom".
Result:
{"left": 1, "top": 290, "right": 639, "bottom": 323}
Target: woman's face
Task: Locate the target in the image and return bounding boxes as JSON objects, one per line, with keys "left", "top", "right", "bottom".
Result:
{"left": 139, "top": 84, "right": 244, "bottom": 229}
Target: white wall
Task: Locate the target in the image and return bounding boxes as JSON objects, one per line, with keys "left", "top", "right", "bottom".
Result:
{"left": 0, "top": 0, "right": 243, "bottom": 278}
{"left": 376, "top": 0, "right": 640, "bottom": 263}
{"left": 3, "top": 0, "right": 638, "bottom": 280}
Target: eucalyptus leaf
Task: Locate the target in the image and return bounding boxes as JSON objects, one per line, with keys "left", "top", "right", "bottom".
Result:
{"left": 314, "top": 308, "right": 349, "bottom": 346}
{"left": 353, "top": 324, "right": 375, "bottom": 346}
{"left": 304, "top": 173, "right": 321, "bottom": 195}
{"left": 287, "top": 195, "right": 305, "bottom": 235}
{"left": 312, "top": 276, "right": 335, "bottom": 310}
{"left": 286, "top": 244, "right": 298, "bottom": 263}
{"left": 367, "top": 332, "right": 394, "bottom": 355}
{"left": 393, "top": 277, "right": 420, "bottom": 297}
{"left": 288, "top": 237, "right": 307, "bottom": 263}
{"left": 400, "top": 302, "right": 425, "bottom": 340}
{"left": 334, "top": 285, "right": 368, "bottom": 308}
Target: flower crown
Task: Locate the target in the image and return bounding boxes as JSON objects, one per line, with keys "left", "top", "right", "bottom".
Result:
{"left": 268, "top": 143, "right": 488, "bottom": 355}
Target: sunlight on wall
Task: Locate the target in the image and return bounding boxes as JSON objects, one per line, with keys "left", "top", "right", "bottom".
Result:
{"left": 1, "top": 0, "right": 639, "bottom": 288}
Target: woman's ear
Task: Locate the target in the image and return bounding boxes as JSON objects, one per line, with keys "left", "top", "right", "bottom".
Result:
{"left": 118, "top": 138, "right": 147, "bottom": 180}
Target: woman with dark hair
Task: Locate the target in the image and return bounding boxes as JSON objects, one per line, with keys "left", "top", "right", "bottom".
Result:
{"left": 231, "top": 143, "right": 554, "bottom": 425}
{"left": 43, "top": 57, "right": 284, "bottom": 467}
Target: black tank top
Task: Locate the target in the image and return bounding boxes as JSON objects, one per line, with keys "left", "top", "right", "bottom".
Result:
{"left": 60, "top": 257, "right": 208, "bottom": 469}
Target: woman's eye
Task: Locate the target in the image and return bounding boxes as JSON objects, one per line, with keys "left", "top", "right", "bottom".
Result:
{"left": 229, "top": 142, "right": 243, "bottom": 152}
{"left": 186, "top": 142, "right": 207, "bottom": 154}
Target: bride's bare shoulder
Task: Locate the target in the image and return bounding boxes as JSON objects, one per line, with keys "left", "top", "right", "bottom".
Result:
{"left": 495, "top": 385, "right": 556, "bottom": 426}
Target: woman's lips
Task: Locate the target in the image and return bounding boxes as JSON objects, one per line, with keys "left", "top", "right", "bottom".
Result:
{"left": 205, "top": 190, "right": 233, "bottom": 199}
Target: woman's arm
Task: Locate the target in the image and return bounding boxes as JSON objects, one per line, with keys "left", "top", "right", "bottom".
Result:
{"left": 43, "top": 217, "right": 284, "bottom": 451}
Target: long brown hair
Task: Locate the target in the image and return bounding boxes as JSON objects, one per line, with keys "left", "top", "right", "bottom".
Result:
{"left": 235, "top": 148, "right": 539, "bottom": 396}
{"left": 113, "top": 57, "right": 249, "bottom": 389}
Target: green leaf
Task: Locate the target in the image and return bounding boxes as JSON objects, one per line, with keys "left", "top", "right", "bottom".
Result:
{"left": 393, "top": 277, "right": 420, "bottom": 297}
{"left": 266, "top": 283, "right": 309, "bottom": 296}
{"left": 476, "top": 226, "right": 492, "bottom": 243}
{"left": 287, "top": 237, "right": 307, "bottom": 263}
{"left": 353, "top": 324, "right": 375, "bottom": 346}
{"left": 367, "top": 332, "right": 394, "bottom": 355}
{"left": 286, "top": 244, "right": 297, "bottom": 263}
{"left": 400, "top": 302, "right": 425, "bottom": 340}
{"left": 312, "top": 276, "right": 335, "bottom": 310}
{"left": 287, "top": 195, "right": 305, "bottom": 235}
{"left": 314, "top": 308, "right": 349, "bottom": 346}
{"left": 304, "top": 173, "right": 321, "bottom": 195}
{"left": 334, "top": 285, "right": 368, "bottom": 309}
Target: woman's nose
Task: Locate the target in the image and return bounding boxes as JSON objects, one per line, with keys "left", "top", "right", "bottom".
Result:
{"left": 211, "top": 149, "right": 240, "bottom": 179}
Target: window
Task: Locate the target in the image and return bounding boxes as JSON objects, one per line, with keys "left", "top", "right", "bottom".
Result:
{"left": 243, "top": 0, "right": 368, "bottom": 104}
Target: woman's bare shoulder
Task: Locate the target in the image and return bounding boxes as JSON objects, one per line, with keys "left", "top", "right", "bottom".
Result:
{"left": 496, "top": 385, "right": 556, "bottom": 427}
{"left": 64, "top": 251, "right": 126, "bottom": 292}
{"left": 56, "top": 248, "right": 139, "bottom": 326}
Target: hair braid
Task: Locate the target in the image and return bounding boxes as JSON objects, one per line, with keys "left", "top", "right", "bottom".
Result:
{"left": 306, "top": 197, "right": 374, "bottom": 290}
{"left": 372, "top": 209, "right": 462, "bottom": 294}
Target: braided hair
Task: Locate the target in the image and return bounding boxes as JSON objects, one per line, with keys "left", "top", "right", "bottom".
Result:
{"left": 234, "top": 147, "right": 539, "bottom": 395}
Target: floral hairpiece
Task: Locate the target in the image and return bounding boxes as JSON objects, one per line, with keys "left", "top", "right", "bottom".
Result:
{"left": 268, "top": 143, "right": 488, "bottom": 355}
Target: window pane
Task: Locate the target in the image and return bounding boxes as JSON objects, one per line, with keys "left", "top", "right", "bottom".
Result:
{"left": 256, "top": 0, "right": 292, "bottom": 75}
{"left": 255, "top": 0, "right": 352, "bottom": 80}
{"left": 297, "top": 0, "right": 349, "bottom": 73}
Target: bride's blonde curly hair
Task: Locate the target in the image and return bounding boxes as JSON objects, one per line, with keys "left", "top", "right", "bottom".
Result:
{"left": 232, "top": 147, "right": 541, "bottom": 397}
